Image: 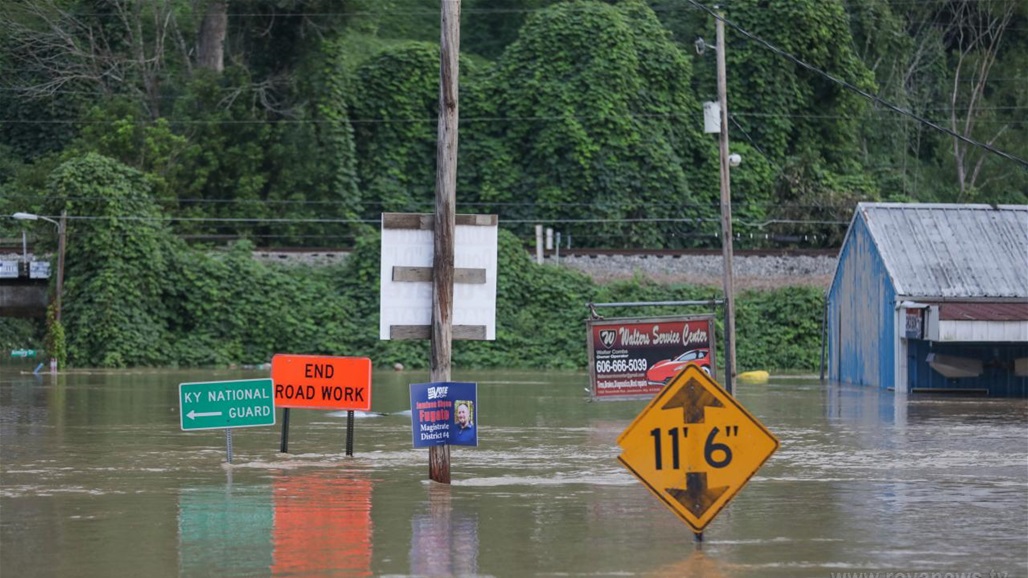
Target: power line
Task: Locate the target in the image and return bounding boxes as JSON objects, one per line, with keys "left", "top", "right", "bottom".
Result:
{"left": 28, "top": 0, "right": 1020, "bottom": 17}
{"left": 685, "top": 0, "right": 1028, "bottom": 169}
{"left": 2, "top": 112, "right": 1024, "bottom": 128}
{"left": 4, "top": 191, "right": 862, "bottom": 213}
{"left": 4, "top": 214, "right": 850, "bottom": 230}
{"left": 728, "top": 115, "right": 783, "bottom": 173}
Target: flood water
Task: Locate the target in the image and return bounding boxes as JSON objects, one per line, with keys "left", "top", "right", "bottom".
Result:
{"left": 1, "top": 364, "right": 1026, "bottom": 578}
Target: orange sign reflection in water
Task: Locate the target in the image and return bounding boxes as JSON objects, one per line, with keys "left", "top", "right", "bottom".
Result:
{"left": 271, "top": 471, "right": 372, "bottom": 577}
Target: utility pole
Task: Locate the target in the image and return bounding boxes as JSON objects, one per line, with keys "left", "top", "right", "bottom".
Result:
{"left": 430, "top": 0, "right": 461, "bottom": 484}
{"left": 716, "top": 9, "right": 736, "bottom": 396}
{"left": 56, "top": 210, "right": 66, "bottom": 322}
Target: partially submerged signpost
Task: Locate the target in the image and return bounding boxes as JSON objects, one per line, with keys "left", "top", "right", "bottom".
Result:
{"left": 410, "top": 381, "right": 478, "bottom": 448}
{"left": 271, "top": 354, "right": 372, "bottom": 455}
{"left": 379, "top": 2, "right": 492, "bottom": 475}
{"left": 586, "top": 314, "right": 718, "bottom": 400}
{"left": 427, "top": 0, "right": 460, "bottom": 484}
{"left": 179, "top": 378, "right": 276, "bottom": 464}
{"left": 380, "top": 213, "right": 497, "bottom": 483}
{"left": 616, "top": 365, "right": 778, "bottom": 539}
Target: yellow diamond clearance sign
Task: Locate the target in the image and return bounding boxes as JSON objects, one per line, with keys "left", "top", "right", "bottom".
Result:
{"left": 617, "top": 365, "right": 779, "bottom": 533}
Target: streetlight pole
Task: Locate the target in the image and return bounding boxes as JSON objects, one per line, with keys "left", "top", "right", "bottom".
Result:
{"left": 11, "top": 211, "right": 66, "bottom": 322}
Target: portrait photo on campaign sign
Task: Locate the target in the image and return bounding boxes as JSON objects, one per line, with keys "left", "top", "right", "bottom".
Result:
{"left": 452, "top": 399, "right": 476, "bottom": 446}
{"left": 409, "top": 381, "right": 478, "bottom": 448}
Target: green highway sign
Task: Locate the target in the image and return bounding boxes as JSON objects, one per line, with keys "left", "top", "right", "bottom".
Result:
{"left": 179, "top": 378, "right": 276, "bottom": 431}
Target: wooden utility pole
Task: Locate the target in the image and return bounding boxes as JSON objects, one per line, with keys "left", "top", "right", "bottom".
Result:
{"left": 716, "top": 10, "right": 737, "bottom": 395}
{"left": 430, "top": 0, "right": 461, "bottom": 484}
{"left": 56, "top": 210, "right": 66, "bottom": 322}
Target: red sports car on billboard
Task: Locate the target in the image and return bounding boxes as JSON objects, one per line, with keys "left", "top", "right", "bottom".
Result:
{"left": 646, "top": 348, "right": 711, "bottom": 384}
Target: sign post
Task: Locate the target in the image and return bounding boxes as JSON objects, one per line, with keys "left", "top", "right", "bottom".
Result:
{"left": 271, "top": 354, "right": 372, "bottom": 455}
{"left": 179, "top": 378, "right": 276, "bottom": 431}
{"left": 380, "top": 212, "right": 497, "bottom": 483}
{"left": 616, "top": 366, "right": 778, "bottom": 537}
{"left": 410, "top": 382, "right": 478, "bottom": 448}
{"left": 179, "top": 378, "right": 276, "bottom": 464}
{"left": 587, "top": 315, "right": 717, "bottom": 400}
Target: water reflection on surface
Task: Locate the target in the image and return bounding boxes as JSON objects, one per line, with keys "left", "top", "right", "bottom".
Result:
{"left": 410, "top": 485, "right": 478, "bottom": 577}
{"left": 272, "top": 470, "right": 373, "bottom": 576}
{"left": 179, "top": 483, "right": 273, "bottom": 576}
{"left": 1, "top": 366, "right": 1026, "bottom": 577}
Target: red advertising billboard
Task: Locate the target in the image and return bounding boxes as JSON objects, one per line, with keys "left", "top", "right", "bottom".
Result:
{"left": 587, "top": 315, "right": 717, "bottom": 400}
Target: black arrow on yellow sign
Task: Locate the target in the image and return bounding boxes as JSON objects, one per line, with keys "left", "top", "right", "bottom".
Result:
{"left": 667, "top": 472, "right": 729, "bottom": 518}
{"left": 661, "top": 377, "right": 724, "bottom": 423}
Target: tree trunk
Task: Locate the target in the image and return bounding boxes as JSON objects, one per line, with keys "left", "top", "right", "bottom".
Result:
{"left": 197, "top": 1, "right": 227, "bottom": 72}
{"left": 945, "top": 0, "right": 1014, "bottom": 197}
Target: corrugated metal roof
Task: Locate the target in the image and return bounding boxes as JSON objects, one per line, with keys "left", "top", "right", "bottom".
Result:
{"left": 936, "top": 302, "right": 1028, "bottom": 321}
{"left": 858, "top": 203, "right": 1028, "bottom": 299}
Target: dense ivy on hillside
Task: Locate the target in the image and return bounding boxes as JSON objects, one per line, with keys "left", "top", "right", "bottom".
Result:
{"left": 3, "top": 0, "right": 1024, "bottom": 251}
{"left": 466, "top": 1, "right": 716, "bottom": 248}
{"left": 2, "top": 157, "right": 825, "bottom": 371}
{"left": 47, "top": 154, "right": 177, "bottom": 367}
{"left": 1, "top": 0, "right": 1022, "bottom": 370}
{"left": 352, "top": 43, "right": 479, "bottom": 216}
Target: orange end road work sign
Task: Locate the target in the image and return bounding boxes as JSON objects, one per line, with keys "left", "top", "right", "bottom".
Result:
{"left": 271, "top": 354, "right": 372, "bottom": 411}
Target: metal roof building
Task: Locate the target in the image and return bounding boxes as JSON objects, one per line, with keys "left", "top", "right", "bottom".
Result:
{"left": 824, "top": 203, "right": 1028, "bottom": 397}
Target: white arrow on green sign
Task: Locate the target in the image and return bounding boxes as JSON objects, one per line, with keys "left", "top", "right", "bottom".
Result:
{"left": 179, "top": 378, "right": 276, "bottom": 431}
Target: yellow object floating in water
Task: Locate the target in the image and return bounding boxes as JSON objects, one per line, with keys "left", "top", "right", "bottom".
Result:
{"left": 738, "top": 370, "right": 770, "bottom": 384}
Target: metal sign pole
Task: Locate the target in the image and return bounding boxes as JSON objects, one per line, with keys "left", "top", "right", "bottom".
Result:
{"left": 225, "top": 429, "right": 234, "bottom": 464}
{"left": 279, "top": 408, "right": 290, "bottom": 453}
{"left": 345, "top": 411, "right": 355, "bottom": 457}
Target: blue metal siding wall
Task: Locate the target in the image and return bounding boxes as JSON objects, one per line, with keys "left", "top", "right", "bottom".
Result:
{"left": 828, "top": 217, "right": 896, "bottom": 388}
{"left": 828, "top": 203, "right": 1028, "bottom": 397}
{"left": 827, "top": 242, "right": 848, "bottom": 383}
{"left": 907, "top": 340, "right": 1028, "bottom": 397}
{"left": 827, "top": 295, "right": 839, "bottom": 383}
{"left": 879, "top": 282, "right": 897, "bottom": 390}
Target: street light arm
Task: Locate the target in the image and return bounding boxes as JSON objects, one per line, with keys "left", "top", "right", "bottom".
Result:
{"left": 12, "top": 212, "right": 61, "bottom": 228}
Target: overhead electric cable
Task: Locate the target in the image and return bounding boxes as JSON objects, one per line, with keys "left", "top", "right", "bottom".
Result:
{"left": 685, "top": 0, "right": 1028, "bottom": 169}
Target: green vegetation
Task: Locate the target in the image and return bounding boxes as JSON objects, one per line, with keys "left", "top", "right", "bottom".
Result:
{"left": 1, "top": 179, "right": 823, "bottom": 371}
{"left": 3, "top": 0, "right": 1024, "bottom": 245}
{"left": 1, "top": 0, "right": 1022, "bottom": 370}
{"left": 43, "top": 304, "right": 65, "bottom": 369}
